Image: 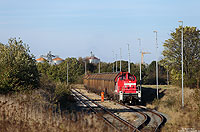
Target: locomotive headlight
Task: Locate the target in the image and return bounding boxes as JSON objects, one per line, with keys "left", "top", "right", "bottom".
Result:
{"left": 138, "top": 91, "right": 141, "bottom": 98}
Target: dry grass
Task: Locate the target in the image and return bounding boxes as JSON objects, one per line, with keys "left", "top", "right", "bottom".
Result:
{"left": 0, "top": 89, "right": 115, "bottom": 132}
{"left": 143, "top": 85, "right": 200, "bottom": 131}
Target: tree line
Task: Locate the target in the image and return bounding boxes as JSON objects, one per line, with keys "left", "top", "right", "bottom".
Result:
{"left": 0, "top": 26, "right": 199, "bottom": 93}
{"left": 162, "top": 26, "right": 200, "bottom": 88}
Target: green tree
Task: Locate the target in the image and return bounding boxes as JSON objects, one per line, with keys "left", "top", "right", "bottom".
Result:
{"left": 37, "top": 57, "right": 84, "bottom": 83}
{"left": 37, "top": 61, "right": 50, "bottom": 75}
{"left": 0, "top": 38, "right": 39, "bottom": 93}
{"left": 131, "top": 63, "right": 146, "bottom": 84}
{"left": 0, "top": 42, "right": 3, "bottom": 47}
{"left": 143, "top": 61, "right": 167, "bottom": 85}
{"left": 162, "top": 26, "right": 200, "bottom": 88}
{"left": 58, "top": 58, "right": 84, "bottom": 83}
{"left": 87, "top": 63, "right": 97, "bottom": 73}
{"left": 121, "top": 60, "right": 128, "bottom": 72}
{"left": 47, "top": 65, "right": 60, "bottom": 81}
{"left": 94, "top": 62, "right": 114, "bottom": 73}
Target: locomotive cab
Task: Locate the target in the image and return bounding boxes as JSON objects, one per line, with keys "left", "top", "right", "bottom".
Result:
{"left": 116, "top": 72, "right": 141, "bottom": 103}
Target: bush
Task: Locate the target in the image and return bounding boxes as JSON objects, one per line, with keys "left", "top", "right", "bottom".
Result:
{"left": 0, "top": 38, "right": 39, "bottom": 93}
{"left": 193, "top": 89, "right": 200, "bottom": 119}
{"left": 39, "top": 75, "right": 71, "bottom": 103}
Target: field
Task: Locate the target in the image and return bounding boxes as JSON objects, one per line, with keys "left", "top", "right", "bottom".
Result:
{"left": 1, "top": 83, "right": 199, "bottom": 132}
{"left": 0, "top": 79, "right": 114, "bottom": 132}
{"left": 142, "top": 85, "right": 200, "bottom": 131}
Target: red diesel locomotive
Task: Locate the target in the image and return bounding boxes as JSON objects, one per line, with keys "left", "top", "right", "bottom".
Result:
{"left": 83, "top": 72, "right": 141, "bottom": 103}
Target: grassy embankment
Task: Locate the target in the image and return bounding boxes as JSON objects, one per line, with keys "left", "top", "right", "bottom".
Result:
{"left": 0, "top": 78, "right": 113, "bottom": 132}
{"left": 142, "top": 85, "right": 200, "bottom": 131}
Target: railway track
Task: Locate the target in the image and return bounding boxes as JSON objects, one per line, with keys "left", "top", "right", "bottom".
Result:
{"left": 71, "top": 89, "right": 140, "bottom": 132}
{"left": 134, "top": 105, "right": 166, "bottom": 132}
{"left": 115, "top": 102, "right": 149, "bottom": 130}
{"left": 117, "top": 102, "right": 166, "bottom": 132}
{"left": 71, "top": 86, "right": 166, "bottom": 132}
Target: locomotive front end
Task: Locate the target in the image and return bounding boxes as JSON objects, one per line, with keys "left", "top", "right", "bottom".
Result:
{"left": 115, "top": 72, "right": 141, "bottom": 103}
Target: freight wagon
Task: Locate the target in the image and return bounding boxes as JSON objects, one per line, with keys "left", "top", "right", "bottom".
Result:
{"left": 83, "top": 72, "right": 141, "bottom": 103}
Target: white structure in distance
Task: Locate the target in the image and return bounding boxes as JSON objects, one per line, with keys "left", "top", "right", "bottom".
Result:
{"left": 84, "top": 51, "right": 100, "bottom": 64}
{"left": 36, "top": 51, "right": 64, "bottom": 65}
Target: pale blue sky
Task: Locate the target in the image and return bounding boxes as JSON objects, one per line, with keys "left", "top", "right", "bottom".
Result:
{"left": 0, "top": 0, "right": 200, "bottom": 63}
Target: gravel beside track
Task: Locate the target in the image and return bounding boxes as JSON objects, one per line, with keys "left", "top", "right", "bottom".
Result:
{"left": 71, "top": 88, "right": 139, "bottom": 132}
{"left": 133, "top": 105, "right": 166, "bottom": 132}
{"left": 72, "top": 84, "right": 166, "bottom": 132}
{"left": 74, "top": 86, "right": 140, "bottom": 124}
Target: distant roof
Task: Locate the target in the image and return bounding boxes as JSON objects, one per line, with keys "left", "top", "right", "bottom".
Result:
{"left": 36, "top": 57, "right": 46, "bottom": 61}
{"left": 53, "top": 57, "right": 64, "bottom": 61}
{"left": 85, "top": 56, "right": 100, "bottom": 60}
{"left": 84, "top": 51, "right": 100, "bottom": 61}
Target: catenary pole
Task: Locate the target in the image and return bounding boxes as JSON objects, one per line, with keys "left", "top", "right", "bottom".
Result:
{"left": 154, "top": 30, "right": 159, "bottom": 99}
{"left": 138, "top": 38, "right": 142, "bottom": 91}
{"left": 99, "top": 61, "right": 100, "bottom": 73}
{"left": 116, "top": 54, "right": 117, "bottom": 72}
{"left": 127, "top": 44, "right": 130, "bottom": 73}
{"left": 120, "top": 48, "right": 122, "bottom": 72}
{"left": 178, "top": 20, "right": 184, "bottom": 108}
{"left": 112, "top": 51, "right": 115, "bottom": 72}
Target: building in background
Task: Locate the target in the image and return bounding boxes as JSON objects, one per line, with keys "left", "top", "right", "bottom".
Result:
{"left": 52, "top": 57, "right": 64, "bottom": 65}
{"left": 36, "top": 57, "right": 46, "bottom": 63}
{"left": 36, "top": 51, "right": 64, "bottom": 65}
{"left": 84, "top": 51, "right": 100, "bottom": 64}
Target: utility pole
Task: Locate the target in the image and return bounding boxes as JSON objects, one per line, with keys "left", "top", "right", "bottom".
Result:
{"left": 154, "top": 30, "right": 159, "bottom": 99}
{"left": 138, "top": 38, "right": 142, "bottom": 91}
{"left": 178, "top": 20, "right": 184, "bottom": 108}
{"left": 116, "top": 54, "right": 118, "bottom": 72}
{"left": 112, "top": 51, "right": 115, "bottom": 72}
{"left": 127, "top": 44, "right": 130, "bottom": 73}
{"left": 99, "top": 61, "right": 100, "bottom": 73}
{"left": 120, "top": 48, "right": 122, "bottom": 72}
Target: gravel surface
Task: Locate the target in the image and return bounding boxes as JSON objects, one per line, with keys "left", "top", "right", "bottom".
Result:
{"left": 73, "top": 85, "right": 141, "bottom": 127}
{"left": 130, "top": 105, "right": 165, "bottom": 131}
{"left": 71, "top": 88, "right": 135, "bottom": 131}
{"left": 72, "top": 84, "right": 166, "bottom": 131}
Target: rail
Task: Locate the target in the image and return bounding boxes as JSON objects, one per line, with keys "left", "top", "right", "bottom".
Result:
{"left": 135, "top": 105, "right": 166, "bottom": 132}
{"left": 71, "top": 89, "right": 140, "bottom": 132}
